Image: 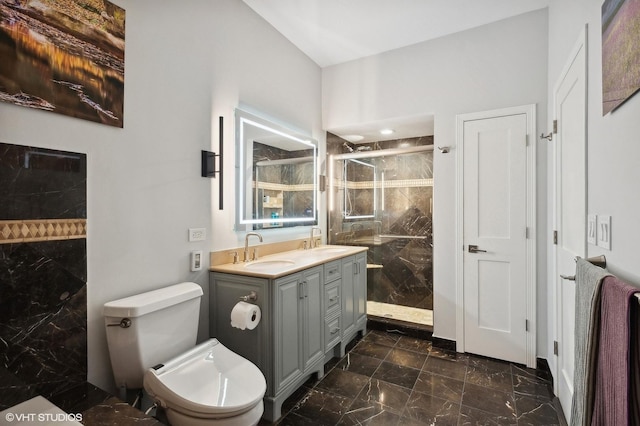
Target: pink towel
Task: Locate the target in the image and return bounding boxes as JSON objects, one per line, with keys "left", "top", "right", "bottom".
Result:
{"left": 591, "top": 275, "right": 639, "bottom": 426}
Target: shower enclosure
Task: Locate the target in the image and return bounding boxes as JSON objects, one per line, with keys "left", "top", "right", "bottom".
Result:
{"left": 327, "top": 135, "right": 434, "bottom": 328}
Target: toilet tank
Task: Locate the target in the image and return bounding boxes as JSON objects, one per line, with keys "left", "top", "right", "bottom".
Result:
{"left": 103, "top": 282, "right": 203, "bottom": 389}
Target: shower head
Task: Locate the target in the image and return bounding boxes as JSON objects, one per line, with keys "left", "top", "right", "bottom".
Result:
{"left": 343, "top": 142, "right": 355, "bottom": 152}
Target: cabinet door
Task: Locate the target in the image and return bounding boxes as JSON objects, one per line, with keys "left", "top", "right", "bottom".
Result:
{"left": 354, "top": 252, "right": 367, "bottom": 324}
{"left": 302, "top": 267, "right": 323, "bottom": 370}
{"left": 274, "top": 274, "right": 303, "bottom": 392}
{"left": 341, "top": 256, "right": 355, "bottom": 339}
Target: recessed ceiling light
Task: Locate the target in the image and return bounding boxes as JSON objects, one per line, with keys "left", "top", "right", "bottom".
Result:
{"left": 380, "top": 128, "right": 395, "bottom": 135}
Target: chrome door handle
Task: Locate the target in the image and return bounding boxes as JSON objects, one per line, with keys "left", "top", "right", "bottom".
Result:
{"left": 468, "top": 245, "right": 487, "bottom": 253}
{"left": 560, "top": 274, "right": 576, "bottom": 281}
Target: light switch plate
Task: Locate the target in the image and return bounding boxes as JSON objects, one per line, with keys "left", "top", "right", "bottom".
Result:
{"left": 587, "top": 214, "right": 596, "bottom": 245}
{"left": 597, "top": 215, "right": 611, "bottom": 250}
{"left": 188, "top": 228, "right": 206, "bottom": 242}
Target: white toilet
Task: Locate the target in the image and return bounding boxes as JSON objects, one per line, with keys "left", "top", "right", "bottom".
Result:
{"left": 103, "top": 282, "right": 266, "bottom": 426}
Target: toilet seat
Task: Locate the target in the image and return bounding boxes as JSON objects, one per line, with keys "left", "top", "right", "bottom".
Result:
{"left": 143, "top": 338, "right": 266, "bottom": 421}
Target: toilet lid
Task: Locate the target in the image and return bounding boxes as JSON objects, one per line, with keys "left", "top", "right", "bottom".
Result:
{"left": 143, "top": 338, "right": 266, "bottom": 416}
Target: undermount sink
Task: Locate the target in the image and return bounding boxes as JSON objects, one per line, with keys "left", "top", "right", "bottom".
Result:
{"left": 244, "top": 259, "right": 296, "bottom": 271}
{"left": 312, "top": 246, "right": 349, "bottom": 254}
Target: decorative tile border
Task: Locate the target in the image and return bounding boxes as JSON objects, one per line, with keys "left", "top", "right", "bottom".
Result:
{"left": 0, "top": 219, "right": 87, "bottom": 244}
{"left": 333, "top": 178, "right": 434, "bottom": 189}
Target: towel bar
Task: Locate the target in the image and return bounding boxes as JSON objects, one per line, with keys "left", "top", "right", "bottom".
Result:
{"left": 573, "top": 255, "right": 607, "bottom": 269}
{"left": 561, "top": 255, "right": 607, "bottom": 282}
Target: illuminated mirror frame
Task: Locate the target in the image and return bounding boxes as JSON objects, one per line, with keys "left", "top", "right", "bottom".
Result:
{"left": 235, "top": 108, "right": 318, "bottom": 230}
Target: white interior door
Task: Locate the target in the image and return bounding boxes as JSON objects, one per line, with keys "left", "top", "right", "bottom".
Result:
{"left": 461, "top": 111, "right": 529, "bottom": 365}
{"left": 553, "top": 30, "right": 587, "bottom": 422}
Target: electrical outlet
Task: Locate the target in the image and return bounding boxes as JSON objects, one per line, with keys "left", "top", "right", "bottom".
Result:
{"left": 188, "top": 228, "right": 206, "bottom": 242}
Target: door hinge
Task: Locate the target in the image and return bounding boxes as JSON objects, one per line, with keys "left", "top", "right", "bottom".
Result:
{"left": 553, "top": 119, "right": 558, "bottom": 134}
{"left": 553, "top": 340, "right": 559, "bottom": 356}
{"left": 525, "top": 227, "right": 529, "bottom": 239}
{"left": 525, "top": 319, "right": 529, "bottom": 332}
{"left": 553, "top": 230, "right": 558, "bottom": 245}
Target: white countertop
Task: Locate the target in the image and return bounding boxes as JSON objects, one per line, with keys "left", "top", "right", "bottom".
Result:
{"left": 210, "top": 245, "right": 368, "bottom": 279}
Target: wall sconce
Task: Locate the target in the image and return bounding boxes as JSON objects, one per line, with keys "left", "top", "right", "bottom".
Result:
{"left": 202, "top": 116, "right": 224, "bottom": 210}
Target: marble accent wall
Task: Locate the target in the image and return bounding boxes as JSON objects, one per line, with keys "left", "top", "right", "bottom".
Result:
{"left": 327, "top": 133, "right": 434, "bottom": 311}
{"left": 0, "top": 142, "right": 87, "bottom": 409}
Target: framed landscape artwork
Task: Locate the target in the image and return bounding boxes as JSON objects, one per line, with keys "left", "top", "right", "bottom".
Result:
{"left": 602, "top": 0, "right": 640, "bottom": 115}
{"left": 0, "top": 0, "right": 125, "bottom": 127}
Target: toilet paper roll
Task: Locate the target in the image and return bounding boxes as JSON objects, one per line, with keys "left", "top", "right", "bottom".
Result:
{"left": 230, "top": 301, "right": 261, "bottom": 330}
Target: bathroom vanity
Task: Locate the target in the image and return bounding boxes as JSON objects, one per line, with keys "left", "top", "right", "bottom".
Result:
{"left": 209, "top": 245, "right": 367, "bottom": 422}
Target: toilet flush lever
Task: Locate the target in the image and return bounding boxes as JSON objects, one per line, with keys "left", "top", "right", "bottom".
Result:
{"left": 107, "top": 318, "right": 131, "bottom": 328}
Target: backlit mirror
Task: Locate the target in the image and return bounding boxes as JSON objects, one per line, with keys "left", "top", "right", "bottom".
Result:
{"left": 236, "top": 109, "right": 317, "bottom": 230}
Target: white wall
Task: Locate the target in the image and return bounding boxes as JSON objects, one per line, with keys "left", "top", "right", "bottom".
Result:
{"left": 0, "top": 0, "right": 321, "bottom": 393}
{"left": 323, "top": 10, "right": 549, "bottom": 351}
{"left": 546, "top": 0, "right": 640, "bottom": 375}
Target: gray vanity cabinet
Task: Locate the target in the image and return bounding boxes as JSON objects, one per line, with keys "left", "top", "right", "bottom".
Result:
{"left": 209, "top": 250, "right": 367, "bottom": 422}
{"left": 340, "top": 252, "right": 367, "bottom": 355}
{"left": 273, "top": 266, "right": 323, "bottom": 393}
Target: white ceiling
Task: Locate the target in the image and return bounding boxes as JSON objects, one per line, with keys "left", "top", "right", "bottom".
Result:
{"left": 243, "top": 0, "right": 550, "bottom": 141}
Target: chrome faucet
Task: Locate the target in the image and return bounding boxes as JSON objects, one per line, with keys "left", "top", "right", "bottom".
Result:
{"left": 309, "top": 226, "right": 321, "bottom": 249}
{"left": 244, "top": 232, "right": 263, "bottom": 262}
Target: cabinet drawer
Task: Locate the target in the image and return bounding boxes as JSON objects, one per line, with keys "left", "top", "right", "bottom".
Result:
{"left": 325, "top": 314, "right": 341, "bottom": 352}
{"left": 324, "top": 280, "right": 341, "bottom": 315}
{"left": 324, "top": 260, "right": 341, "bottom": 282}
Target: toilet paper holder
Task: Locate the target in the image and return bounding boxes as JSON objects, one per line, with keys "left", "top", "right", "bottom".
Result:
{"left": 239, "top": 291, "right": 257, "bottom": 302}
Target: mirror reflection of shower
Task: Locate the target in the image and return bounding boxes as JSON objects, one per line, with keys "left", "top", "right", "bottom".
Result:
{"left": 327, "top": 132, "right": 434, "bottom": 329}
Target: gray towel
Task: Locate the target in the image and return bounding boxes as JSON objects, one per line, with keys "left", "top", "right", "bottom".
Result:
{"left": 570, "top": 258, "right": 610, "bottom": 426}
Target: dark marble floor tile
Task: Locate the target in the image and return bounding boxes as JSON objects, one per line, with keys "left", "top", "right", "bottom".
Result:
{"left": 458, "top": 405, "right": 518, "bottom": 425}
{"left": 315, "top": 369, "right": 370, "bottom": 399}
{"left": 384, "top": 347, "right": 427, "bottom": 370}
{"left": 352, "top": 340, "right": 393, "bottom": 360}
{"left": 428, "top": 346, "right": 469, "bottom": 363}
{"left": 362, "top": 330, "right": 401, "bottom": 347}
{"left": 371, "top": 362, "right": 420, "bottom": 390}
{"left": 465, "top": 365, "right": 513, "bottom": 393}
{"left": 338, "top": 406, "right": 401, "bottom": 426}
{"left": 290, "top": 388, "right": 353, "bottom": 426}
{"left": 422, "top": 356, "right": 467, "bottom": 381}
{"left": 413, "top": 371, "right": 464, "bottom": 403}
{"left": 324, "top": 356, "right": 342, "bottom": 374}
{"left": 397, "top": 417, "right": 431, "bottom": 426}
{"left": 335, "top": 353, "right": 382, "bottom": 377}
{"left": 81, "top": 397, "right": 162, "bottom": 425}
{"left": 512, "top": 363, "right": 553, "bottom": 384}
{"left": 467, "top": 355, "right": 513, "bottom": 373}
{"left": 276, "top": 412, "right": 320, "bottom": 426}
{"left": 515, "top": 394, "right": 561, "bottom": 426}
{"left": 402, "top": 391, "right": 459, "bottom": 425}
{"left": 461, "top": 382, "right": 516, "bottom": 419}
{"left": 351, "top": 379, "right": 412, "bottom": 415}
{"left": 281, "top": 383, "right": 313, "bottom": 415}
{"left": 512, "top": 372, "right": 554, "bottom": 399}
{"left": 395, "top": 336, "right": 432, "bottom": 354}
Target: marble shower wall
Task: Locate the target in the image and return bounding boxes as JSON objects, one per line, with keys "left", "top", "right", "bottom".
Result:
{"left": 0, "top": 142, "right": 87, "bottom": 409}
{"left": 327, "top": 133, "right": 434, "bottom": 311}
